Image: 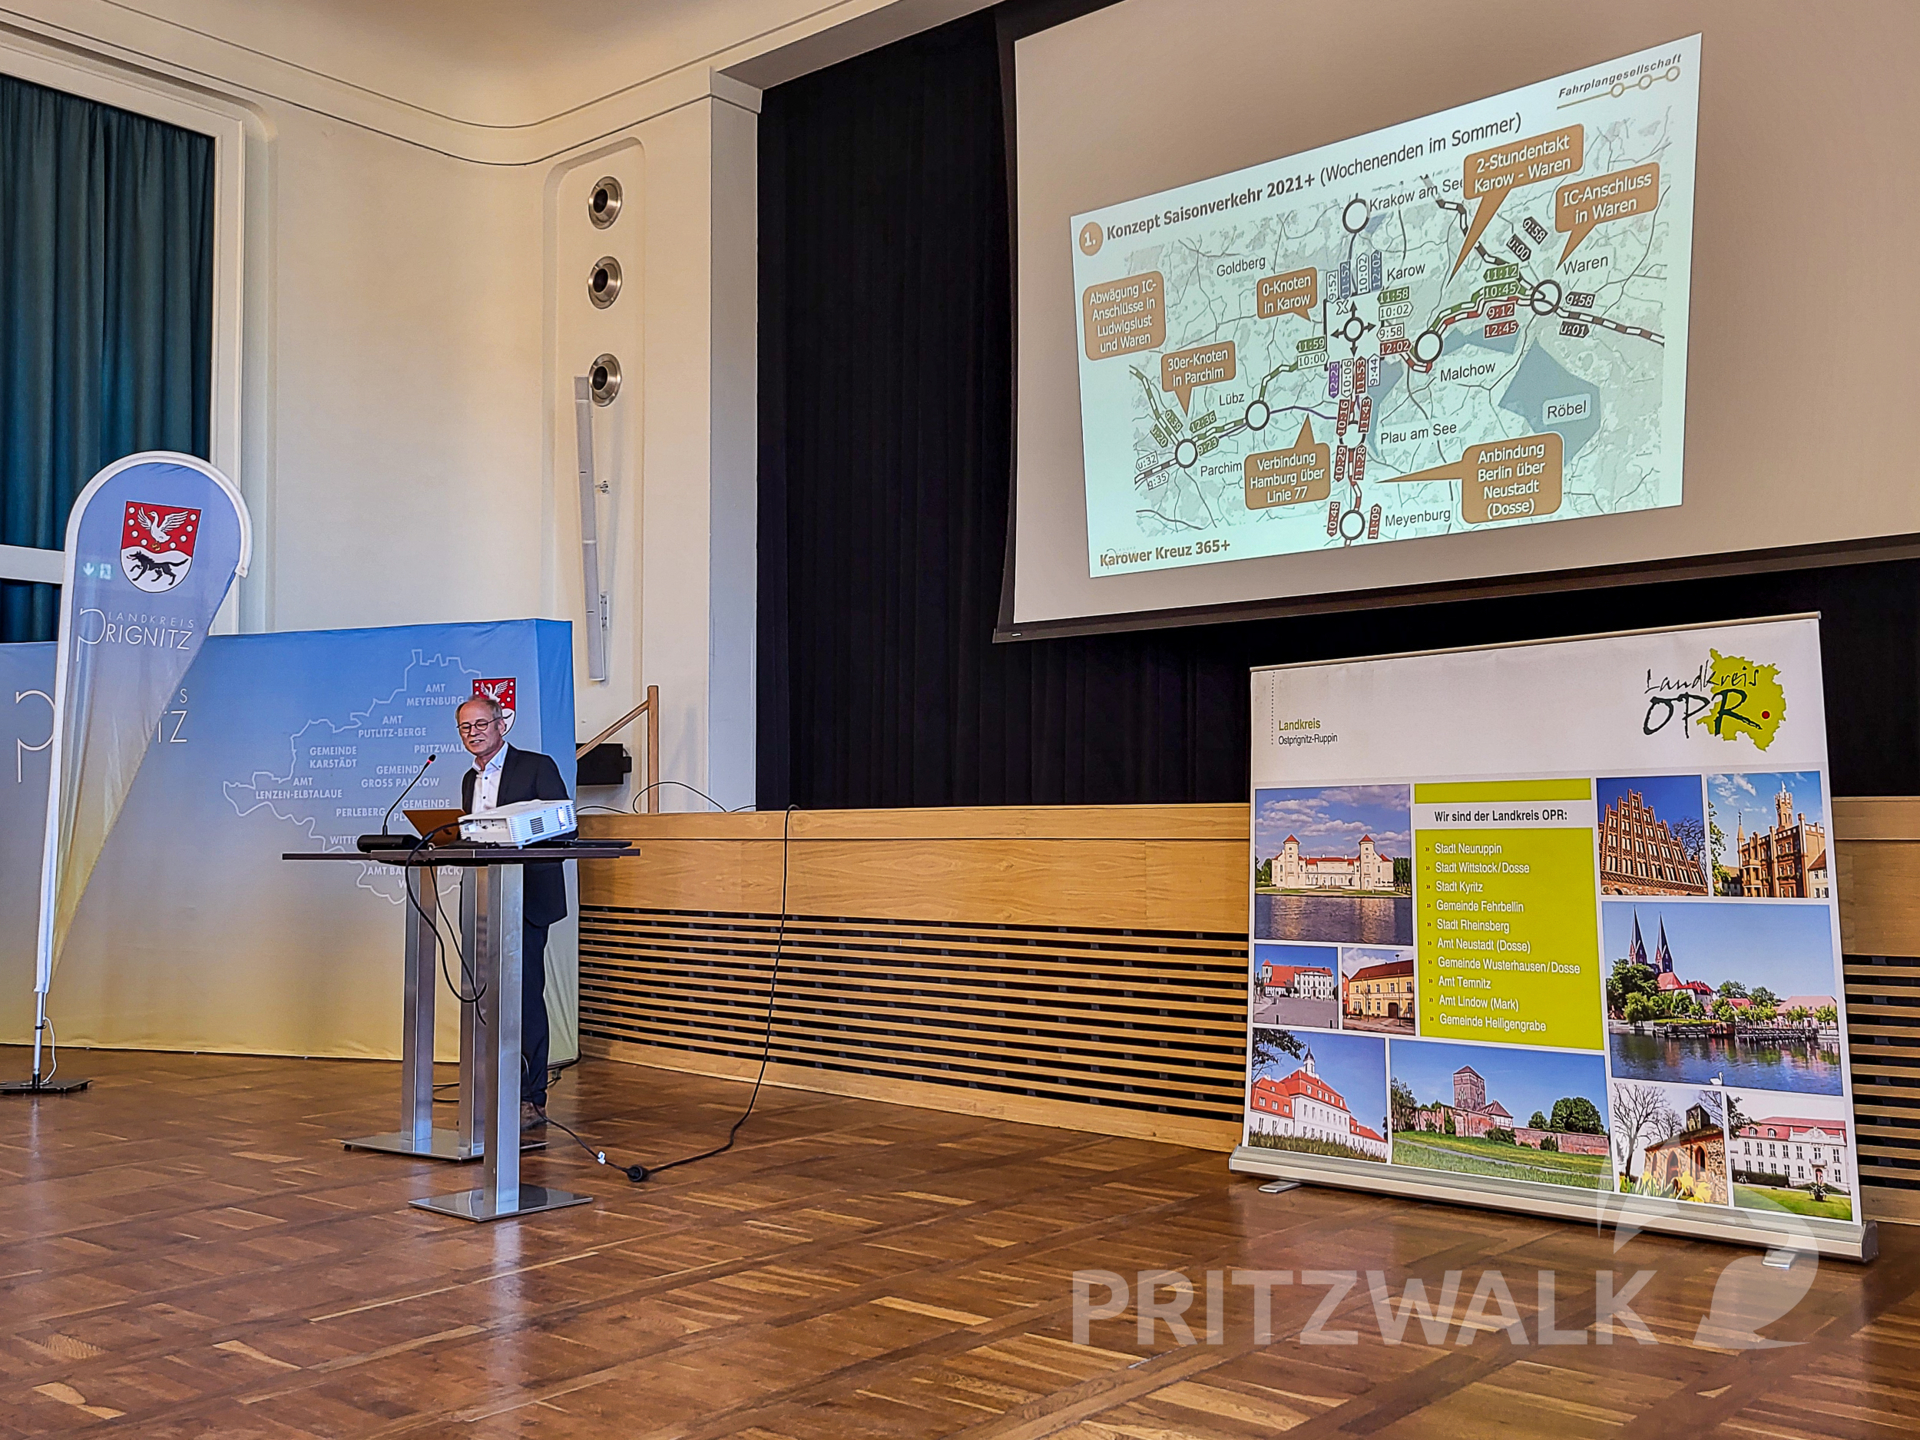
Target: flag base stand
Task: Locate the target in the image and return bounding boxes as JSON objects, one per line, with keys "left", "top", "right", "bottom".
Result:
{"left": 0, "top": 1076, "right": 90, "bottom": 1095}
{"left": 4, "top": 996, "right": 87, "bottom": 1094}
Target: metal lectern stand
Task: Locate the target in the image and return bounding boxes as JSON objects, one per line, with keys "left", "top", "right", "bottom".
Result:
{"left": 338, "top": 858, "right": 484, "bottom": 1161}
{"left": 283, "top": 843, "right": 635, "bottom": 1222}
{"left": 411, "top": 860, "right": 588, "bottom": 1221}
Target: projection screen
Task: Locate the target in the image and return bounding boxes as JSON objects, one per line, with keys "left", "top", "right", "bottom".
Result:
{"left": 1003, "top": 0, "right": 1920, "bottom": 637}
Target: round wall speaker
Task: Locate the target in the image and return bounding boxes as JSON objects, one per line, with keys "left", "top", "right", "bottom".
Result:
{"left": 588, "top": 176, "right": 623, "bottom": 229}
{"left": 589, "top": 354, "right": 622, "bottom": 406}
{"left": 588, "top": 256, "right": 623, "bottom": 309}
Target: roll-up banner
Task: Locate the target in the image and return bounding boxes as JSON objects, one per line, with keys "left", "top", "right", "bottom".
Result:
{"left": 12, "top": 454, "right": 251, "bottom": 1092}
{"left": 1236, "top": 616, "right": 1871, "bottom": 1259}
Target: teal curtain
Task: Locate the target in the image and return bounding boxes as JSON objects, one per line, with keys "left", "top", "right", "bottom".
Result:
{"left": 0, "top": 72, "right": 214, "bottom": 641}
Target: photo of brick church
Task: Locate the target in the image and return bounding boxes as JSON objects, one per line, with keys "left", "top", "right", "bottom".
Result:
{"left": 1708, "top": 771, "right": 1829, "bottom": 898}
{"left": 1596, "top": 774, "right": 1709, "bottom": 896}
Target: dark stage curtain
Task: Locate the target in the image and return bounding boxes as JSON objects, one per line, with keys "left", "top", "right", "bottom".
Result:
{"left": 757, "top": 10, "right": 1920, "bottom": 809}
{"left": 0, "top": 73, "right": 214, "bottom": 642}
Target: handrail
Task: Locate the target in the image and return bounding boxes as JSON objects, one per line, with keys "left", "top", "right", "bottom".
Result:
{"left": 576, "top": 683, "right": 660, "bottom": 812}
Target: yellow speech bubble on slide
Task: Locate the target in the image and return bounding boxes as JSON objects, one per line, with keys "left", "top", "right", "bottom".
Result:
{"left": 1386, "top": 434, "right": 1564, "bottom": 524}
{"left": 1451, "top": 125, "right": 1584, "bottom": 277}
{"left": 1159, "top": 341, "right": 1236, "bottom": 413}
{"left": 1256, "top": 267, "right": 1318, "bottom": 321}
{"left": 1243, "top": 417, "right": 1330, "bottom": 509}
{"left": 1555, "top": 163, "right": 1659, "bottom": 264}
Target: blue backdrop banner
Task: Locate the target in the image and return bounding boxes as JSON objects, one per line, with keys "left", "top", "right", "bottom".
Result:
{"left": 1, "top": 618, "right": 577, "bottom": 1060}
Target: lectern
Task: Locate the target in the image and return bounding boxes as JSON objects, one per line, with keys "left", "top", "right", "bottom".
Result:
{"left": 283, "top": 842, "right": 637, "bottom": 1221}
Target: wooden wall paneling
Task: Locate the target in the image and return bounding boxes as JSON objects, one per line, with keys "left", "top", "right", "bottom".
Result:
{"left": 578, "top": 802, "right": 1920, "bottom": 1225}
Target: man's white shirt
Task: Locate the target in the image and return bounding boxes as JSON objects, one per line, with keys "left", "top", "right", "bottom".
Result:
{"left": 470, "top": 746, "right": 507, "bottom": 813}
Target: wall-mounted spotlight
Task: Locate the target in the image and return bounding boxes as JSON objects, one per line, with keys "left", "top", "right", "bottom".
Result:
{"left": 589, "top": 353, "right": 622, "bottom": 406}
{"left": 588, "top": 256, "right": 623, "bottom": 309}
{"left": 588, "top": 176, "right": 623, "bottom": 229}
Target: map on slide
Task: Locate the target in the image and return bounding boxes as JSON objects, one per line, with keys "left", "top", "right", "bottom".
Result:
{"left": 1071, "top": 36, "right": 1699, "bottom": 577}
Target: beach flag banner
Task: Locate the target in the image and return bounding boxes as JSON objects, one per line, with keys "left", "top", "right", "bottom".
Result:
{"left": 9, "top": 453, "right": 250, "bottom": 1093}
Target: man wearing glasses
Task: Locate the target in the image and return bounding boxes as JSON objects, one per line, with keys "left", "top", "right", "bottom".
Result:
{"left": 454, "top": 694, "right": 573, "bottom": 1131}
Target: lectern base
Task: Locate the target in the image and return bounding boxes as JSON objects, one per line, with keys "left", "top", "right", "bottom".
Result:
{"left": 342, "top": 1129, "right": 546, "bottom": 1160}
{"left": 0, "top": 1076, "right": 91, "bottom": 1095}
{"left": 411, "top": 1183, "right": 592, "bottom": 1222}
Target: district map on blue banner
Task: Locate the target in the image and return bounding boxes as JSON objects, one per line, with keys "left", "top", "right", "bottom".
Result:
{"left": 1236, "top": 617, "right": 1867, "bottom": 1258}
{"left": 1, "top": 619, "right": 574, "bottom": 1060}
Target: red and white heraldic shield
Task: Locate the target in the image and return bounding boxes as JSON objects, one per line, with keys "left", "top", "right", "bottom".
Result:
{"left": 473, "top": 677, "right": 517, "bottom": 733}
{"left": 120, "top": 502, "right": 203, "bottom": 591}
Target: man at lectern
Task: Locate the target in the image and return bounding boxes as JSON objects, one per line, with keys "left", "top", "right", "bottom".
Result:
{"left": 455, "top": 694, "right": 572, "bottom": 1131}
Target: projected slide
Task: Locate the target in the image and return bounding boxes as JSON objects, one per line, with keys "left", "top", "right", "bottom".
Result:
{"left": 1071, "top": 37, "right": 1698, "bottom": 578}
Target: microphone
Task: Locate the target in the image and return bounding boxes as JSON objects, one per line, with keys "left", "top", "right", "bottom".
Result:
{"left": 358, "top": 754, "right": 436, "bottom": 852}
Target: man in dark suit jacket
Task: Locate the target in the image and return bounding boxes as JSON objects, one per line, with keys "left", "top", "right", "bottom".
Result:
{"left": 456, "top": 694, "right": 571, "bottom": 1129}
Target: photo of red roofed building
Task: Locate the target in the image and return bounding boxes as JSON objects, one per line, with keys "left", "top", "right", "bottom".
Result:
{"left": 1251, "top": 943, "right": 1339, "bottom": 1029}
{"left": 1272, "top": 833, "right": 1395, "bottom": 892}
{"left": 1245, "top": 1029, "right": 1389, "bottom": 1163}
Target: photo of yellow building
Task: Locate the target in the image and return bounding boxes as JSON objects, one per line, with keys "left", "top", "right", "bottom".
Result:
{"left": 1341, "top": 947, "right": 1415, "bottom": 1033}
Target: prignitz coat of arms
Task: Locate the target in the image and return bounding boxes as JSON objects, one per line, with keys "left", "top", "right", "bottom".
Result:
{"left": 120, "top": 502, "right": 202, "bottom": 592}
{"left": 473, "top": 677, "right": 517, "bottom": 734}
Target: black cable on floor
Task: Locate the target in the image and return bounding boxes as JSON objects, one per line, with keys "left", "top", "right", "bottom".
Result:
{"left": 551, "top": 804, "right": 796, "bottom": 1184}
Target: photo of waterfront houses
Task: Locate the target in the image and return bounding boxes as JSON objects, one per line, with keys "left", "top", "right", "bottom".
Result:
{"left": 1595, "top": 774, "right": 1709, "bottom": 896}
{"left": 1389, "top": 1039, "right": 1613, "bottom": 1191}
{"left": 1253, "top": 786, "right": 1412, "bottom": 946}
{"left": 1340, "top": 947, "right": 1415, "bottom": 1033}
{"left": 1245, "top": 1028, "right": 1389, "bottom": 1163}
{"left": 1706, "top": 771, "right": 1830, "bottom": 898}
{"left": 1251, "top": 944, "right": 1339, "bottom": 1029}
{"left": 1609, "top": 1080, "right": 1730, "bottom": 1205}
{"left": 1723, "top": 1089, "right": 1854, "bottom": 1222}
{"left": 1603, "top": 900, "right": 1844, "bottom": 1095}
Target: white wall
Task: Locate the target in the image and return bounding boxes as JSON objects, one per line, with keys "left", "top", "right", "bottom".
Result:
{"left": 1, "top": 0, "right": 994, "bottom": 806}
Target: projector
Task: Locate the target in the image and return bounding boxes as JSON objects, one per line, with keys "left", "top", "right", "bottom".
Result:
{"left": 459, "top": 798, "right": 577, "bottom": 846}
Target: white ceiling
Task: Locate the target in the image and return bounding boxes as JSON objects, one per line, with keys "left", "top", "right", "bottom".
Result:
{"left": 88, "top": 0, "right": 903, "bottom": 126}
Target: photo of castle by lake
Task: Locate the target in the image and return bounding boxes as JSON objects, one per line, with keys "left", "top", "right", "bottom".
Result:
{"left": 1253, "top": 786, "right": 1412, "bottom": 945}
{"left": 1603, "top": 901, "right": 1844, "bottom": 1095}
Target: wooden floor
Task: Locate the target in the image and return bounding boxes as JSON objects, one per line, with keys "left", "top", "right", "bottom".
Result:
{"left": 3, "top": 1050, "right": 1919, "bottom": 1439}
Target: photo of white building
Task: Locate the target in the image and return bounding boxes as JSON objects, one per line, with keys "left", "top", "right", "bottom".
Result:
{"left": 1271, "top": 833, "right": 1395, "bottom": 892}
{"left": 1247, "top": 1046, "right": 1389, "bottom": 1161}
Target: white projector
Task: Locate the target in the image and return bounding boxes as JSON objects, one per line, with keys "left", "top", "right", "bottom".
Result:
{"left": 459, "top": 798, "right": 577, "bottom": 846}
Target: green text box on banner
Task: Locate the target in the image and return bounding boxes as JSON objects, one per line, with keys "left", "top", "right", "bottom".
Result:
{"left": 1417, "top": 822, "right": 1602, "bottom": 1051}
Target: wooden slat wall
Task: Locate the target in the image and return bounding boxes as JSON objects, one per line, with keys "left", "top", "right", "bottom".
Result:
{"left": 576, "top": 807, "right": 1249, "bottom": 1147}
{"left": 1835, "top": 798, "right": 1920, "bottom": 1221}
{"left": 578, "top": 800, "right": 1920, "bottom": 1219}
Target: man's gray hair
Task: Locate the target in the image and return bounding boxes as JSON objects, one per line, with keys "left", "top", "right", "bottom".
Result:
{"left": 458, "top": 693, "right": 506, "bottom": 724}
